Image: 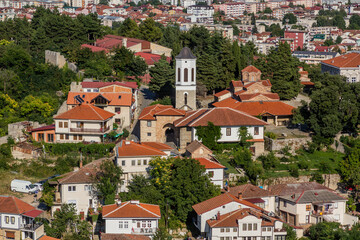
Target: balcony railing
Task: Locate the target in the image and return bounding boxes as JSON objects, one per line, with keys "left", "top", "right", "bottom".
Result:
{"left": 20, "top": 223, "right": 43, "bottom": 231}
{"left": 70, "top": 126, "right": 110, "bottom": 133}
{"left": 132, "top": 228, "right": 157, "bottom": 234}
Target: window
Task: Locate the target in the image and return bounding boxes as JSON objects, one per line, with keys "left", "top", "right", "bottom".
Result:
{"left": 275, "top": 236, "right": 286, "bottom": 240}
{"left": 65, "top": 134, "right": 69, "bottom": 140}
{"left": 84, "top": 185, "right": 92, "bottom": 191}
{"left": 262, "top": 227, "right": 266, "bottom": 231}
{"left": 115, "top": 107, "right": 121, "bottom": 113}
{"left": 220, "top": 238, "right": 224, "bottom": 240}
{"left": 220, "top": 228, "right": 225, "bottom": 232}
{"left": 143, "top": 159, "right": 147, "bottom": 165}
{"left": 192, "top": 68, "right": 194, "bottom": 82}
{"left": 5, "top": 216, "right": 9, "bottom": 224}
{"left": 267, "top": 227, "right": 271, "bottom": 232}
{"left": 352, "top": 77, "right": 356, "bottom": 83}
{"left": 122, "top": 160, "right": 126, "bottom": 166}
{"left": 147, "top": 221, "right": 151, "bottom": 227}
{"left": 47, "top": 134, "right": 54, "bottom": 142}
{"left": 243, "top": 223, "right": 247, "bottom": 231}
{"left": 68, "top": 186, "right": 76, "bottom": 191}
{"left": 38, "top": 133, "right": 44, "bottom": 141}
{"left": 119, "top": 221, "right": 123, "bottom": 228}
{"left": 115, "top": 118, "right": 121, "bottom": 124}
{"left": 253, "top": 223, "right": 257, "bottom": 231}
{"left": 64, "top": 122, "right": 68, "bottom": 128}
{"left": 74, "top": 135, "right": 78, "bottom": 140}
{"left": 124, "top": 221, "right": 128, "bottom": 228}
{"left": 178, "top": 68, "right": 181, "bottom": 82}
{"left": 184, "top": 93, "right": 188, "bottom": 105}
{"left": 137, "top": 222, "right": 141, "bottom": 228}
{"left": 306, "top": 204, "right": 311, "bottom": 211}
{"left": 132, "top": 160, "right": 136, "bottom": 166}
{"left": 147, "top": 132, "right": 151, "bottom": 136}
{"left": 266, "top": 237, "right": 271, "bottom": 240}
{"left": 59, "top": 122, "right": 63, "bottom": 128}
{"left": 147, "top": 121, "right": 152, "bottom": 127}
{"left": 184, "top": 68, "right": 188, "bottom": 82}
{"left": 208, "top": 171, "right": 214, "bottom": 178}
{"left": 254, "top": 127, "right": 259, "bottom": 135}
{"left": 60, "top": 134, "right": 64, "bottom": 140}
{"left": 334, "top": 202, "right": 338, "bottom": 209}
{"left": 76, "top": 122, "right": 84, "bottom": 128}
{"left": 79, "top": 135, "right": 83, "bottom": 140}
{"left": 226, "top": 128, "right": 231, "bottom": 136}
{"left": 142, "top": 221, "right": 146, "bottom": 228}
{"left": 225, "top": 237, "right": 230, "bottom": 240}
{"left": 226, "top": 228, "right": 230, "bottom": 232}
{"left": 137, "top": 159, "right": 141, "bottom": 165}
{"left": 306, "top": 215, "right": 310, "bottom": 223}
{"left": 233, "top": 228, "right": 237, "bottom": 232}
{"left": 248, "top": 223, "right": 252, "bottom": 231}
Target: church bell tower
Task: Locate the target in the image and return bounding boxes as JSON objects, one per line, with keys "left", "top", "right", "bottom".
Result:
{"left": 175, "top": 47, "right": 197, "bottom": 111}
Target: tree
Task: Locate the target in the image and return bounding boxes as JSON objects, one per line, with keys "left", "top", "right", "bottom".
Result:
{"left": 20, "top": 95, "right": 55, "bottom": 123}
{"left": 149, "top": 57, "right": 174, "bottom": 99}
{"left": 117, "top": 18, "right": 141, "bottom": 38}
{"left": 264, "top": 7, "right": 272, "bottom": 14}
{"left": 308, "top": 222, "right": 342, "bottom": 240}
{"left": 139, "top": 18, "right": 163, "bottom": 42}
{"left": 93, "top": 160, "right": 123, "bottom": 205}
{"left": 335, "top": 36, "right": 342, "bottom": 44}
{"left": 48, "top": 204, "right": 78, "bottom": 238}
{"left": 339, "top": 148, "right": 360, "bottom": 191}
{"left": 112, "top": 46, "right": 147, "bottom": 77}
{"left": 196, "top": 122, "right": 222, "bottom": 150}
{"left": 282, "top": 13, "right": 297, "bottom": 24}
{"left": 238, "top": 126, "right": 253, "bottom": 148}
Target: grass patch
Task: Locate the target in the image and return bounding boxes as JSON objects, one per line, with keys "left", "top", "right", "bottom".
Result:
{"left": 296, "top": 150, "right": 344, "bottom": 172}
{"left": 215, "top": 153, "right": 238, "bottom": 174}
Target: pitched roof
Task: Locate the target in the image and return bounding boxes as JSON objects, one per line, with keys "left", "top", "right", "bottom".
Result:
{"left": 22, "top": 209, "right": 43, "bottom": 218}
{"left": 141, "top": 142, "right": 173, "bottom": 151}
{"left": 192, "top": 192, "right": 263, "bottom": 215}
{"left": 101, "top": 234, "right": 150, "bottom": 240}
{"left": 117, "top": 140, "right": 167, "bottom": 157}
{"left": 185, "top": 140, "right": 212, "bottom": 154}
{"left": 174, "top": 108, "right": 268, "bottom": 127}
{"left": 214, "top": 89, "right": 231, "bottom": 98}
{"left": 57, "top": 159, "right": 104, "bottom": 184}
{"left": 135, "top": 52, "right": 171, "bottom": 65}
{"left": 195, "top": 158, "right": 225, "bottom": 169}
{"left": 322, "top": 52, "right": 360, "bottom": 68}
{"left": 237, "top": 93, "right": 280, "bottom": 101}
{"left": 228, "top": 184, "right": 272, "bottom": 199}
{"left": 231, "top": 80, "right": 244, "bottom": 88}
{"left": 242, "top": 65, "right": 261, "bottom": 73}
{"left": 139, "top": 104, "right": 186, "bottom": 120}
{"left": 175, "top": 47, "right": 196, "bottom": 59}
{"left": 280, "top": 189, "right": 346, "bottom": 204}
{"left": 0, "top": 196, "right": 35, "bottom": 214}
{"left": 54, "top": 104, "right": 114, "bottom": 121}
{"left": 269, "top": 182, "right": 331, "bottom": 196}
{"left": 102, "top": 201, "right": 161, "bottom": 218}
{"left": 81, "top": 81, "right": 138, "bottom": 89}
{"left": 30, "top": 124, "right": 55, "bottom": 132}
{"left": 39, "top": 236, "right": 60, "bottom": 240}
{"left": 67, "top": 92, "right": 133, "bottom": 106}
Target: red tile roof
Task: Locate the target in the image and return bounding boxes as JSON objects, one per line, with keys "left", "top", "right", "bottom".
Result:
{"left": 30, "top": 124, "right": 55, "bottom": 132}
{"left": 228, "top": 184, "right": 272, "bottom": 199}
{"left": 103, "top": 201, "right": 161, "bottom": 218}
{"left": 231, "top": 80, "right": 244, "bottom": 88}
{"left": 134, "top": 52, "right": 171, "bottom": 65}
{"left": 0, "top": 196, "right": 35, "bottom": 214}
{"left": 241, "top": 65, "right": 261, "bottom": 73}
{"left": 174, "top": 108, "right": 268, "bottom": 127}
{"left": 67, "top": 92, "right": 133, "bottom": 106}
{"left": 57, "top": 159, "right": 104, "bottom": 184}
{"left": 237, "top": 93, "right": 280, "bottom": 101}
{"left": 39, "top": 236, "right": 60, "bottom": 240}
{"left": 195, "top": 158, "right": 225, "bottom": 169}
{"left": 322, "top": 52, "right": 360, "bottom": 68}
{"left": 214, "top": 89, "right": 231, "bottom": 97}
{"left": 81, "top": 44, "right": 109, "bottom": 53}
{"left": 269, "top": 182, "right": 331, "bottom": 196}
{"left": 22, "top": 209, "right": 43, "bottom": 218}
{"left": 139, "top": 104, "right": 186, "bottom": 120}
{"left": 81, "top": 81, "right": 138, "bottom": 89}
{"left": 117, "top": 140, "right": 167, "bottom": 157}
{"left": 141, "top": 142, "right": 173, "bottom": 151}
{"left": 54, "top": 104, "right": 114, "bottom": 121}
{"left": 192, "top": 192, "right": 263, "bottom": 215}
{"left": 101, "top": 234, "right": 150, "bottom": 240}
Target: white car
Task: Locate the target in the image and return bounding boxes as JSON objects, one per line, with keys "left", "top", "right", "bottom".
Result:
{"left": 33, "top": 183, "right": 43, "bottom": 192}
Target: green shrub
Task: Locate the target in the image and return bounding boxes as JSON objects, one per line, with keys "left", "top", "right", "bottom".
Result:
{"left": 318, "top": 159, "right": 333, "bottom": 173}
{"left": 310, "top": 171, "right": 324, "bottom": 184}
{"left": 297, "top": 160, "right": 310, "bottom": 170}
{"left": 288, "top": 164, "right": 299, "bottom": 178}
{"left": 265, "top": 132, "right": 277, "bottom": 139}
{"left": 258, "top": 152, "right": 279, "bottom": 170}
{"left": 44, "top": 143, "right": 115, "bottom": 156}
{"left": 123, "top": 128, "right": 129, "bottom": 138}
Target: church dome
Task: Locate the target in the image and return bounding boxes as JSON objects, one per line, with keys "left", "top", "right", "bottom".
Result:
{"left": 175, "top": 47, "right": 197, "bottom": 59}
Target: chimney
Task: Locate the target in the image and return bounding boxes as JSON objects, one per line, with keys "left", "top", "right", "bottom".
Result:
{"left": 122, "top": 38, "right": 127, "bottom": 47}
{"left": 217, "top": 211, "right": 220, "bottom": 220}
{"left": 80, "top": 159, "right": 83, "bottom": 168}
{"left": 238, "top": 192, "right": 243, "bottom": 199}
{"left": 115, "top": 195, "right": 121, "bottom": 206}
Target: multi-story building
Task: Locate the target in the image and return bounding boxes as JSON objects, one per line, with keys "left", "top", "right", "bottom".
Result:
{"left": 321, "top": 52, "right": 360, "bottom": 83}
{"left": 54, "top": 104, "right": 114, "bottom": 143}
{"left": 0, "top": 196, "right": 45, "bottom": 240}
{"left": 213, "top": 2, "right": 245, "bottom": 16}
{"left": 293, "top": 51, "right": 339, "bottom": 64}
{"left": 187, "top": 5, "right": 214, "bottom": 23}
{"left": 102, "top": 200, "right": 160, "bottom": 237}
{"left": 284, "top": 30, "right": 307, "bottom": 51}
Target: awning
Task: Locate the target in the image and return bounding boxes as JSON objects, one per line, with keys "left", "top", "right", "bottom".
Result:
{"left": 22, "top": 209, "right": 43, "bottom": 218}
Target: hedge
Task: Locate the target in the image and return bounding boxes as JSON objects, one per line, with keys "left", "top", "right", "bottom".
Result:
{"left": 44, "top": 143, "right": 115, "bottom": 156}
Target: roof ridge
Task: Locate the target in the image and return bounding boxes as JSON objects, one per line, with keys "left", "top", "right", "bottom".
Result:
{"left": 13, "top": 196, "right": 21, "bottom": 214}
{"left": 211, "top": 208, "right": 244, "bottom": 227}
{"left": 226, "top": 107, "right": 268, "bottom": 125}
{"left": 138, "top": 204, "right": 161, "bottom": 218}
{"left": 188, "top": 108, "right": 214, "bottom": 127}
{"left": 174, "top": 110, "right": 199, "bottom": 127}
{"left": 103, "top": 201, "right": 130, "bottom": 217}
{"left": 89, "top": 104, "right": 106, "bottom": 120}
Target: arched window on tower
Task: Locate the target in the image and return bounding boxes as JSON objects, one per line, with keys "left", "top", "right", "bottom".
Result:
{"left": 184, "top": 93, "right": 188, "bottom": 105}
{"left": 191, "top": 68, "right": 194, "bottom": 82}
{"left": 178, "top": 68, "right": 181, "bottom": 82}
{"left": 184, "top": 68, "right": 188, "bottom": 82}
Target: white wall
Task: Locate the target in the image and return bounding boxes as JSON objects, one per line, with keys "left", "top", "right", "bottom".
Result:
{"left": 0, "top": 213, "right": 20, "bottom": 229}
{"left": 61, "top": 183, "right": 97, "bottom": 215}
{"left": 205, "top": 168, "right": 224, "bottom": 189}
{"left": 105, "top": 218, "right": 158, "bottom": 235}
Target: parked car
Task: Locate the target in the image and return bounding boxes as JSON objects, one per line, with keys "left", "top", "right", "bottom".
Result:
{"left": 33, "top": 182, "right": 43, "bottom": 191}
{"left": 10, "top": 179, "right": 36, "bottom": 194}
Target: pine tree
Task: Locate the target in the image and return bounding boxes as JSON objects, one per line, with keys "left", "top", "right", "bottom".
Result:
{"left": 149, "top": 58, "right": 175, "bottom": 99}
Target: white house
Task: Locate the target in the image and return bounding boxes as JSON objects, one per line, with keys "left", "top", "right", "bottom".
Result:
{"left": 102, "top": 200, "right": 160, "bottom": 237}
{"left": 321, "top": 52, "right": 360, "bottom": 83}
{"left": 51, "top": 159, "right": 103, "bottom": 216}
{"left": 115, "top": 140, "right": 172, "bottom": 192}
{"left": 207, "top": 208, "right": 288, "bottom": 240}
{"left": 187, "top": 5, "right": 214, "bottom": 23}
{"left": 54, "top": 104, "right": 114, "bottom": 143}
{"left": 0, "top": 196, "right": 45, "bottom": 240}
{"left": 195, "top": 158, "right": 225, "bottom": 189}
{"left": 192, "top": 192, "right": 264, "bottom": 236}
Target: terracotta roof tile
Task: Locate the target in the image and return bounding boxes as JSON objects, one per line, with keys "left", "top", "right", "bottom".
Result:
{"left": 237, "top": 93, "right": 280, "bottom": 101}
{"left": 39, "top": 236, "right": 60, "bottom": 240}
{"left": 101, "top": 234, "right": 150, "bottom": 240}
{"left": 241, "top": 65, "right": 261, "bottom": 73}
{"left": 322, "top": 52, "right": 360, "bottom": 68}
{"left": 103, "top": 201, "right": 161, "bottom": 218}
{"left": 0, "top": 196, "right": 35, "bottom": 214}
{"left": 231, "top": 80, "right": 244, "bottom": 88}
{"left": 57, "top": 159, "right": 104, "bottom": 184}
{"left": 185, "top": 140, "right": 212, "bottom": 154}
{"left": 174, "top": 108, "right": 267, "bottom": 127}
{"left": 81, "top": 81, "right": 138, "bottom": 89}
{"left": 228, "top": 184, "right": 272, "bottom": 199}
{"left": 195, "top": 158, "right": 225, "bottom": 169}
{"left": 54, "top": 104, "right": 114, "bottom": 121}
{"left": 192, "top": 192, "right": 263, "bottom": 215}
{"left": 135, "top": 52, "right": 171, "bottom": 65}
{"left": 139, "top": 104, "right": 186, "bottom": 120}
{"left": 67, "top": 92, "right": 132, "bottom": 106}
{"left": 141, "top": 142, "right": 173, "bottom": 151}
{"left": 117, "top": 140, "right": 167, "bottom": 157}
{"left": 214, "top": 89, "right": 231, "bottom": 97}
{"left": 30, "top": 124, "right": 55, "bottom": 132}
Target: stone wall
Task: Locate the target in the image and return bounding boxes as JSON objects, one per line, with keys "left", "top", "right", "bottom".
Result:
{"left": 0, "top": 136, "right": 7, "bottom": 145}
{"left": 262, "top": 174, "right": 341, "bottom": 191}
{"left": 265, "top": 136, "right": 311, "bottom": 153}
{"left": 45, "top": 50, "right": 67, "bottom": 68}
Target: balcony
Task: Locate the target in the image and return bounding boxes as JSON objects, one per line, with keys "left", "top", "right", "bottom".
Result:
{"left": 132, "top": 228, "right": 157, "bottom": 235}
{"left": 21, "top": 222, "right": 43, "bottom": 231}
{"left": 70, "top": 126, "right": 110, "bottom": 134}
